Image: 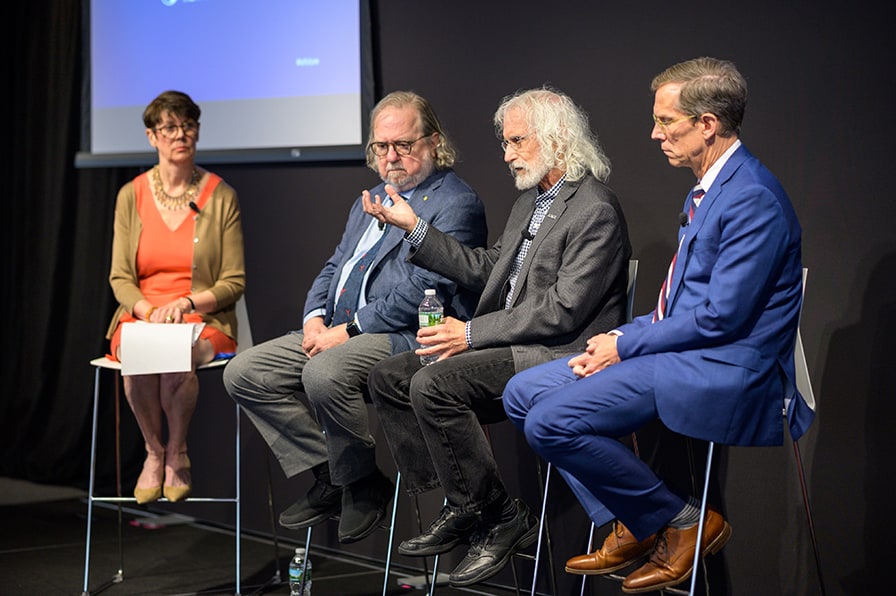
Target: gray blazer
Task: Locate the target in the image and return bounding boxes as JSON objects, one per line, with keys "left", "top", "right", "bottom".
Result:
{"left": 410, "top": 175, "right": 631, "bottom": 371}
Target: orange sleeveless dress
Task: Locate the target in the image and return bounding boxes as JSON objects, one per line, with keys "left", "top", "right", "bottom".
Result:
{"left": 108, "top": 172, "right": 237, "bottom": 361}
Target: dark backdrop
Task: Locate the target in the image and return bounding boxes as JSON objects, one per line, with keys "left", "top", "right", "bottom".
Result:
{"left": 4, "top": 1, "right": 893, "bottom": 594}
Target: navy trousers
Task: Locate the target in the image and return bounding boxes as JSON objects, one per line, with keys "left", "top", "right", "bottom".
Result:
{"left": 503, "top": 353, "right": 685, "bottom": 540}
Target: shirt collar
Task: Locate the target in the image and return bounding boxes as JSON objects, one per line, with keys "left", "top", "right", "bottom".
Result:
{"left": 698, "top": 139, "right": 741, "bottom": 193}
{"left": 536, "top": 174, "right": 567, "bottom": 202}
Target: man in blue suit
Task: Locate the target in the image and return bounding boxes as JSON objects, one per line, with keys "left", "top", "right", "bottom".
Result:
{"left": 223, "top": 91, "right": 487, "bottom": 544}
{"left": 503, "top": 57, "right": 813, "bottom": 593}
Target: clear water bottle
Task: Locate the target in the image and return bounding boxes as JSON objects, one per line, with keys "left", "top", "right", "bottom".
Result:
{"left": 288, "top": 547, "right": 312, "bottom": 595}
{"left": 418, "top": 289, "right": 444, "bottom": 366}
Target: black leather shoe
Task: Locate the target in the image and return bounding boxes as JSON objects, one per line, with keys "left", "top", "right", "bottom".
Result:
{"left": 338, "top": 469, "right": 395, "bottom": 544}
{"left": 448, "top": 499, "right": 538, "bottom": 587}
{"left": 398, "top": 506, "right": 480, "bottom": 556}
{"left": 278, "top": 477, "right": 342, "bottom": 530}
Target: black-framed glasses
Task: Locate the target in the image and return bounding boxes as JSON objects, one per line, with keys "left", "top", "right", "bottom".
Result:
{"left": 367, "top": 135, "right": 429, "bottom": 157}
{"left": 155, "top": 121, "right": 200, "bottom": 139}
{"left": 500, "top": 135, "right": 529, "bottom": 152}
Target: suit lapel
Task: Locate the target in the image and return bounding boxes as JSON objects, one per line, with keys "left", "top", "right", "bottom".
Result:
{"left": 668, "top": 147, "right": 750, "bottom": 306}
{"left": 504, "top": 180, "right": 576, "bottom": 307}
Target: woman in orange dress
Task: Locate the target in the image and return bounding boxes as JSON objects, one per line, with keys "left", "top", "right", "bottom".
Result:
{"left": 106, "top": 91, "right": 245, "bottom": 503}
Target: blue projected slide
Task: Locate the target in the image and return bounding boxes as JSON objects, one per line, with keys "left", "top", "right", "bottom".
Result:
{"left": 86, "top": 0, "right": 366, "bottom": 161}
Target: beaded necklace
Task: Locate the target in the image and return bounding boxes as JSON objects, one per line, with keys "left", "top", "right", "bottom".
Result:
{"left": 151, "top": 165, "right": 201, "bottom": 210}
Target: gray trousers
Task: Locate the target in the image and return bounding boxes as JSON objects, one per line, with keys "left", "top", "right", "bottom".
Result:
{"left": 222, "top": 331, "right": 393, "bottom": 486}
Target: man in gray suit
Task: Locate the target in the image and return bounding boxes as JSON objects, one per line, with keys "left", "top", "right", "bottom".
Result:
{"left": 362, "top": 87, "right": 631, "bottom": 587}
{"left": 223, "top": 92, "right": 486, "bottom": 545}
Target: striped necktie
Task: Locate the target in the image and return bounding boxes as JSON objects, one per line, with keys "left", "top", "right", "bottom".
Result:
{"left": 653, "top": 185, "right": 703, "bottom": 322}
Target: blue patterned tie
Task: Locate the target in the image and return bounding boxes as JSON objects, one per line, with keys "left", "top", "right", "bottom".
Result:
{"left": 332, "top": 232, "right": 387, "bottom": 325}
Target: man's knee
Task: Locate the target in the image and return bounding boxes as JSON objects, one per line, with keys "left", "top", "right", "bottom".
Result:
{"left": 523, "top": 403, "right": 573, "bottom": 453}
{"left": 368, "top": 353, "right": 414, "bottom": 407}
{"left": 222, "top": 349, "right": 250, "bottom": 400}
{"left": 502, "top": 374, "right": 529, "bottom": 424}
{"left": 222, "top": 347, "right": 270, "bottom": 404}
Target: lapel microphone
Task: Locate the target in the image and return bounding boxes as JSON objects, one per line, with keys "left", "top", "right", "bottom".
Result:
{"left": 678, "top": 212, "right": 688, "bottom": 227}
{"left": 189, "top": 201, "right": 201, "bottom": 214}
{"left": 521, "top": 229, "right": 535, "bottom": 241}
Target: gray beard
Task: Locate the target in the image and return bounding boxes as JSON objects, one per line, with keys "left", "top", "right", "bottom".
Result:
{"left": 384, "top": 162, "right": 435, "bottom": 193}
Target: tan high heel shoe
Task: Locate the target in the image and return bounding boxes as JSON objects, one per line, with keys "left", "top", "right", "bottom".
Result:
{"left": 134, "top": 486, "right": 163, "bottom": 504}
{"left": 134, "top": 453, "right": 164, "bottom": 504}
{"left": 163, "top": 455, "right": 192, "bottom": 502}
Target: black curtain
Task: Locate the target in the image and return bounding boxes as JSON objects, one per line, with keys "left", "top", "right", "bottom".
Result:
{"left": 2, "top": 1, "right": 141, "bottom": 488}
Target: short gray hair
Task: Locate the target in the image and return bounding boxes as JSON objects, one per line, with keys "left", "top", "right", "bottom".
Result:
{"left": 651, "top": 57, "right": 748, "bottom": 136}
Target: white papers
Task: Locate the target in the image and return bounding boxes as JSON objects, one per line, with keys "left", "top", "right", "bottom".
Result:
{"left": 120, "top": 322, "right": 194, "bottom": 376}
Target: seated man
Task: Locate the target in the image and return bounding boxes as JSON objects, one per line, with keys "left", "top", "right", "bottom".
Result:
{"left": 223, "top": 91, "right": 487, "bottom": 544}
{"left": 503, "top": 57, "right": 814, "bottom": 593}
{"left": 363, "top": 87, "right": 631, "bottom": 587}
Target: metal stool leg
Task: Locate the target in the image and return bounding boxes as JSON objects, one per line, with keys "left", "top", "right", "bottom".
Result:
{"left": 382, "top": 471, "right": 402, "bottom": 596}
{"left": 578, "top": 522, "right": 596, "bottom": 596}
{"left": 235, "top": 401, "right": 241, "bottom": 595}
{"left": 81, "top": 366, "right": 101, "bottom": 595}
{"left": 82, "top": 365, "right": 125, "bottom": 596}
{"left": 689, "top": 441, "right": 714, "bottom": 595}
{"left": 793, "top": 440, "right": 826, "bottom": 595}
{"left": 530, "top": 461, "right": 552, "bottom": 596}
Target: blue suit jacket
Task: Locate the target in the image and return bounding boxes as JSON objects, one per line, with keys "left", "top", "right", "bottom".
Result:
{"left": 304, "top": 169, "right": 487, "bottom": 354}
{"left": 617, "top": 145, "right": 813, "bottom": 445}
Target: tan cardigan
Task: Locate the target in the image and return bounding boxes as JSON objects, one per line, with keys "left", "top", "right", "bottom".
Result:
{"left": 106, "top": 172, "right": 246, "bottom": 341}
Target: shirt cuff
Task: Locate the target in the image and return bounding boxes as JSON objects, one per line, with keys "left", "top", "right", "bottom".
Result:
{"left": 303, "top": 308, "right": 326, "bottom": 326}
{"left": 405, "top": 218, "right": 428, "bottom": 246}
{"left": 465, "top": 320, "right": 474, "bottom": 349}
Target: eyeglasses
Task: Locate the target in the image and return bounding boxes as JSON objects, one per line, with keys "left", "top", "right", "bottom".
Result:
{"left": 500, "top": 135, "right": 529, "bottom": 152}
{"left": 368, "top": 135, "right": 429, "bottom": 157}
{"left": 652, "top": 114, "right": 697, "bottom": 133}
{"left": 155, "top": 121, "right": 200, "bottom": 139}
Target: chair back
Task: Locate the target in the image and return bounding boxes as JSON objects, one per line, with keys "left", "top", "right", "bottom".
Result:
{"left": 626, "top": 259, "right": 639, "bottom": 323}
{"left": 794, "top": 268, "right": 815, "bottom": 411}
{"left": 234, "top": 296, "right": 253, "bottom": 354}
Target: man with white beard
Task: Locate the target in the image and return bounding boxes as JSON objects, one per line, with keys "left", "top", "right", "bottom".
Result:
{"left": 362, "top": 87, "right": 632, "bottom": 588}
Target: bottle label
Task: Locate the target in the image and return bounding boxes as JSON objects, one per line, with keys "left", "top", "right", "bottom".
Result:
{"left": 418, "top": 311, "right": 443, "bottom": 327}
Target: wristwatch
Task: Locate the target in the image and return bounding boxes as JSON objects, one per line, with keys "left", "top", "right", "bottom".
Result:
{"left": 345, "top": 320, "right": 362, "bottom": 337}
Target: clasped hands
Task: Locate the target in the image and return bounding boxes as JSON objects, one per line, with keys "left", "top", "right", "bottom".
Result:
{"left": 144, "top": 297, "right": 192, "bottom": 324}
{"left": 568, "top": 333, "right": 620, "bottom": 378}
{"left": 302, "top": 316, "right": 348, "bottom": 357}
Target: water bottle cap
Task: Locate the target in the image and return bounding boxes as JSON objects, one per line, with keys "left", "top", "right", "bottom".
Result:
{"left": 424, "top": 289, "right": 436, "bottom": 295}
{"left": 295, "top": 547, "right": 305, "bottom": 555}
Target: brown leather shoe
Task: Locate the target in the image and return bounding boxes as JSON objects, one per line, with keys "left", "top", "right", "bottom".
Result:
{"left": 621, "top": 509, "right": 732, "bottom": 593}
{"left": 565, "top": 521, "right": 656, "bottom": 575}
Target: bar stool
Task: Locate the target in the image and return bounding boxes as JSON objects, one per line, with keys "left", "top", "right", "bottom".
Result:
{"left": 530, "top": 259, "right": 639, "bottom": 596}
{"left": 686, "top": 268, "right": 825, "bottom": 596}
{"left": 81, "top": 297, "right": 280, "bottom": 596}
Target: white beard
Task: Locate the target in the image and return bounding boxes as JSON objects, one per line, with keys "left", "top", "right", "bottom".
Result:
{"left": 510, "top": 158, "right": 550, "bottom": 191}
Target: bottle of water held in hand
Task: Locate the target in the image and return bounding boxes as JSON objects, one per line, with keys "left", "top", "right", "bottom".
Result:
{"left": 288, "top": 547, "right": 312, "bottom": 595}
{"left": 418, "top": 289, "right": 444, "bottom": 366}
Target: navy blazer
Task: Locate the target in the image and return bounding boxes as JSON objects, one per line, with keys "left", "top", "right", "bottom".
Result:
{"left": 617, "top": 145, "right": 813, "bottom": 445}
{"left": 304, "top": 169, "right": 487, "bottom": 354}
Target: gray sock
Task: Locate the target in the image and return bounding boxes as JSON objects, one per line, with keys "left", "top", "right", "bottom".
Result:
{"left": 667, "top": 497, "right": 702, "bottom": 529}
